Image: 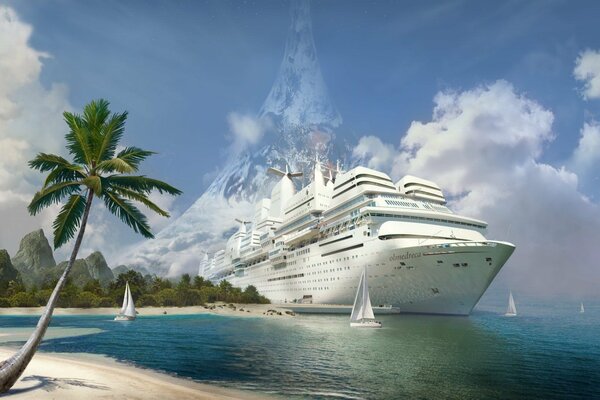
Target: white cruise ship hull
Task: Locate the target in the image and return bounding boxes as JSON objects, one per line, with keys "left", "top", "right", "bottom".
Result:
{"left": 206, "top": 164, "right": 516, "bottom": 317}
{"left": 230, "top": 238, "right": 515, "bottom": 316}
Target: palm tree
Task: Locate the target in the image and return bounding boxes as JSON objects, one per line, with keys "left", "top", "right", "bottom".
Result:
{"left": 0, "top": 99, "right": 181, "bottom": 392}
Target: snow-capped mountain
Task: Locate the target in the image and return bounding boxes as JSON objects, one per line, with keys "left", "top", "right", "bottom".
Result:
{"left": 122, "top": 0, "right": 348, "bottom": 277}
{"left": 260, "top": 0, "right": 342, "bottom": 131}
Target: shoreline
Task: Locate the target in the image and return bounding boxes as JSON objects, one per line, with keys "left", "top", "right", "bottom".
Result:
{"left": 0, "top": 303, "right": 294, "bottom": 318}
{"left": 0, "top": 347, "right": 274, "bottom": 399}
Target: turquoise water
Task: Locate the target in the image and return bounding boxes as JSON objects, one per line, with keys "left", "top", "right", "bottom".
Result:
{"left": 0, "top": 298, "right": 599, "bottom": 399}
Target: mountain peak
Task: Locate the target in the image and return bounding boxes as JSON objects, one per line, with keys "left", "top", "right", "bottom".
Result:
{"left": 259, "top": 0, "right": 342, "bottom": 131}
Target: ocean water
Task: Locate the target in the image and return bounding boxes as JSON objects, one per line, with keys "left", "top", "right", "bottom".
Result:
{"left": 0, "top": 297, "right": 599, "bottom": 400}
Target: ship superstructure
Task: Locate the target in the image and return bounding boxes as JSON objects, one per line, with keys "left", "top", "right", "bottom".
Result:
{"left": 202, "top": 160, "right": 515, "bottom": 315}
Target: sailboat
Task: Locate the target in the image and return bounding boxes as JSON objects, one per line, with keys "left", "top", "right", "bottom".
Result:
{"left": 350, "top": 267, "right": 382, "bottom": 328}
{"left": 115, "top": 281, "right": 136, "bottom": 321}
{"left": 580, "top": 302, "right": 585, "bottom": 313}
{"left": 505, "top": 291, "right": 517, "bottom": 317}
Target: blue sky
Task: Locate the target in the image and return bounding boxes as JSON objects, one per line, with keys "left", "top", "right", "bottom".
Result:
{"left": 6, "top": 0, "right": 600, "bottom": 207}
{"left": 2, "top": 0, "right": 600, "bottom": 292}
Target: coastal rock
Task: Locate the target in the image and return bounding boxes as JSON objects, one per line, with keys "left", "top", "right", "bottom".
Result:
{"left": 85, "top": 251, "right": 115, "bottom": 287}
{"left": 0, "top": 249, "right": 20, "bottom": 295}
{"left": 55, "top": 259, "right": 92, "bottom": 288}
{"left": 12, "top": 229, "right": 56, "bottom": 288}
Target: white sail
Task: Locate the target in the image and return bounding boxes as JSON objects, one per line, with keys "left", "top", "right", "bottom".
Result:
{"left": 124, "top": 282, "right": 136, "bottom": 318}
{"left": 580, "top": 303, "right": 585, "bottom": 313}
{"left": 506, "top": 291, "right": 517, "bottom": 316}
{"left": 362, "top": 268, "right": 375, "bottom": 320}
{"left": 350, "top": 267, "right": 375, "bottom": 322}
{"left": 350, "top": 270, "right": 365, "bottom": 322}
{"left": 119, "top": 282, "right": 129, "bottom": 314}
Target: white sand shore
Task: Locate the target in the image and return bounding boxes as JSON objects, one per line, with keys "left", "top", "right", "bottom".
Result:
{"left": 0, "top": 347, "right": 273, "bottom": 399}
{"left": 0, "top": 303, "right": 294, "bottom": 318}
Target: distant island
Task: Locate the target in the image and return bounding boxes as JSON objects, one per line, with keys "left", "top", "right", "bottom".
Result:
{"left": 0, "top": 229, "right": 269, "bottom": 308}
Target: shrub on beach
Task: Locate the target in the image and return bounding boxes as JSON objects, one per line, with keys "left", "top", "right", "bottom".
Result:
{"left": 138, "top": 294, "right": 159, "bottom": 307}
{"left": 98, "top": 297, "right": 116, "bottom": 307}
{"left": 0, "top": 298, "right": 10, "bottom": 307}
{"left": 10, "top": 292, "right": 37, "bottom": 307}
{"left": 75, "top": 291, "right": 101, "bottom": 308}
{"left": 34, "top": 289, "right": 52, "bottom": 306}
{"left": 158, "top": 288, "right": 178, "bottom": 306}
{"left": 199, "top": 286, "right": 218, "bottom": 303}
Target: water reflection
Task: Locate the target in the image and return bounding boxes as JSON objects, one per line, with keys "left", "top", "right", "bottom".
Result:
{"left": 0, "top": 308, "right": 598, "bottom": 399}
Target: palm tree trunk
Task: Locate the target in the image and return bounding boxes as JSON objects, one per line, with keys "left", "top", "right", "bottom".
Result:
{"left": 0, "top": 190, "right": 94, "bottom": 393}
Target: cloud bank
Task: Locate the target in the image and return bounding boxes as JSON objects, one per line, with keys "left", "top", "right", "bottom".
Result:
{"left": 570, "top": 121, "right": 600, "bottom": 189}
{"left": 0, "top": 6, "right": 71, "bottom": 254}
{"left": 354, "top": 80, "right": 600, "bottom": 297}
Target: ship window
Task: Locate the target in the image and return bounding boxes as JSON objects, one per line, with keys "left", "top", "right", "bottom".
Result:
{"left": 461, "top": 263, "right": 468, "bottom": 267}
{"left": 453, "top": 263, "right": 460, "bottom": 267}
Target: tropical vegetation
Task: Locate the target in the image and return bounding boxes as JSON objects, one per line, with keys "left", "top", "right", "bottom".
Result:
{"left": 0, "top": 271, "right": 268, "bottom": 308}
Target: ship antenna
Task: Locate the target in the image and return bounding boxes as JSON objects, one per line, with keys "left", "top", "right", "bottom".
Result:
{"left": 267, "top": 165, "right": 303, "bottom": 180}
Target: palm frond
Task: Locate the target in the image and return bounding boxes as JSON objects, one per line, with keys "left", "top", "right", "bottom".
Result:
{"left": 82, "top": 176, "right": 102, "bottom": 196}
{"left": 112, "top": 187, "right": 170, "bottom": 217}
{"left": 106, "top": 175, "right": 182, "bottom": 196}
{"left": 28, "top": 153, "right": 74, "bottom": 172}
{"left": 28, "top": 181, "right": 82, "bottom": 215}
{"left": 95, "top": 111, "right": 128, "bottom": 162}
{"left": 52, "top": 194, "right": 86, "bottom": 249}
{"left": 82, "top": 99, "right": 111, "bottom": 135}
{"left": 64, "top": 112, "right": 92, "bottom": 165}
{"left": 96, "top": 147, "right": 153, "bottom": 174}
{"left": 96, "top": 157, "right": 136, "bottom": 174}
{"left": 43, "top": 165, "right": 86, "bottom": 188}
{"left": 103, "top": 190, "right": 154, "bottom": 238}
{"left": 116, "top": 147, "right": 154, "bottom": 170}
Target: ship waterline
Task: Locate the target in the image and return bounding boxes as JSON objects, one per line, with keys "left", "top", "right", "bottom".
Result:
{"left": 201, "top": 161, "right": 515, "bottom": 316}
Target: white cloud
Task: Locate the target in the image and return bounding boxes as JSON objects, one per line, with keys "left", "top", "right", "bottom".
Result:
{"left": 570, "top": 121, "right": 600, "bottom": 185}
{"left": 574, "top": 49, "right": 600, "bottom": 100}
{"left": 0, "top": 6, "right": 72, "bottom": 255}
{"left": 144, "top": 191, "right": 180, "bottom": 232}
{"left": 352, "top": 136, "right": 396, "bottom": 172}
{"left": 226, "top": 112, "right": 272, "bottom": 156}
{"left": 354, "top": 80, "right": 600, "bottom": 296}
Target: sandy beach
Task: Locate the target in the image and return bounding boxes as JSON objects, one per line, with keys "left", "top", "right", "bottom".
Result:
{"left": 0, "top": 303, "right": 294, "bottom": 318}
{"left": 0, "top": 347, "right": 273, "bottom": 399}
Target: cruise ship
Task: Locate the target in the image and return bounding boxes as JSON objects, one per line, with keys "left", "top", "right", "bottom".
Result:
{"left": 200, "top": 160, "right": 515, "bottom": 315}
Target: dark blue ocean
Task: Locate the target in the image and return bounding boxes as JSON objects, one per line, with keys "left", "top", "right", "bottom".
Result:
{"left": 1, "top": 294, "right": 599, "bottom": 400}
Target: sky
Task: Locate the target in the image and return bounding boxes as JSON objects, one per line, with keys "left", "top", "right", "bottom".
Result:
{"left": 1, "top": 0, "right": 600, "bottom": 295}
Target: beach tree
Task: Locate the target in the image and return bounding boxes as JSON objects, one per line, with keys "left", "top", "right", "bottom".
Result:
{"left": 0, "top": 99, "right": 181, "bottom": 392}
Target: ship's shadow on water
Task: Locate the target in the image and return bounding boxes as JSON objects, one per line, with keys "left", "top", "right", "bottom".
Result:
{"left": 0, "top": 310, "right": 599, "bottom": 400}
